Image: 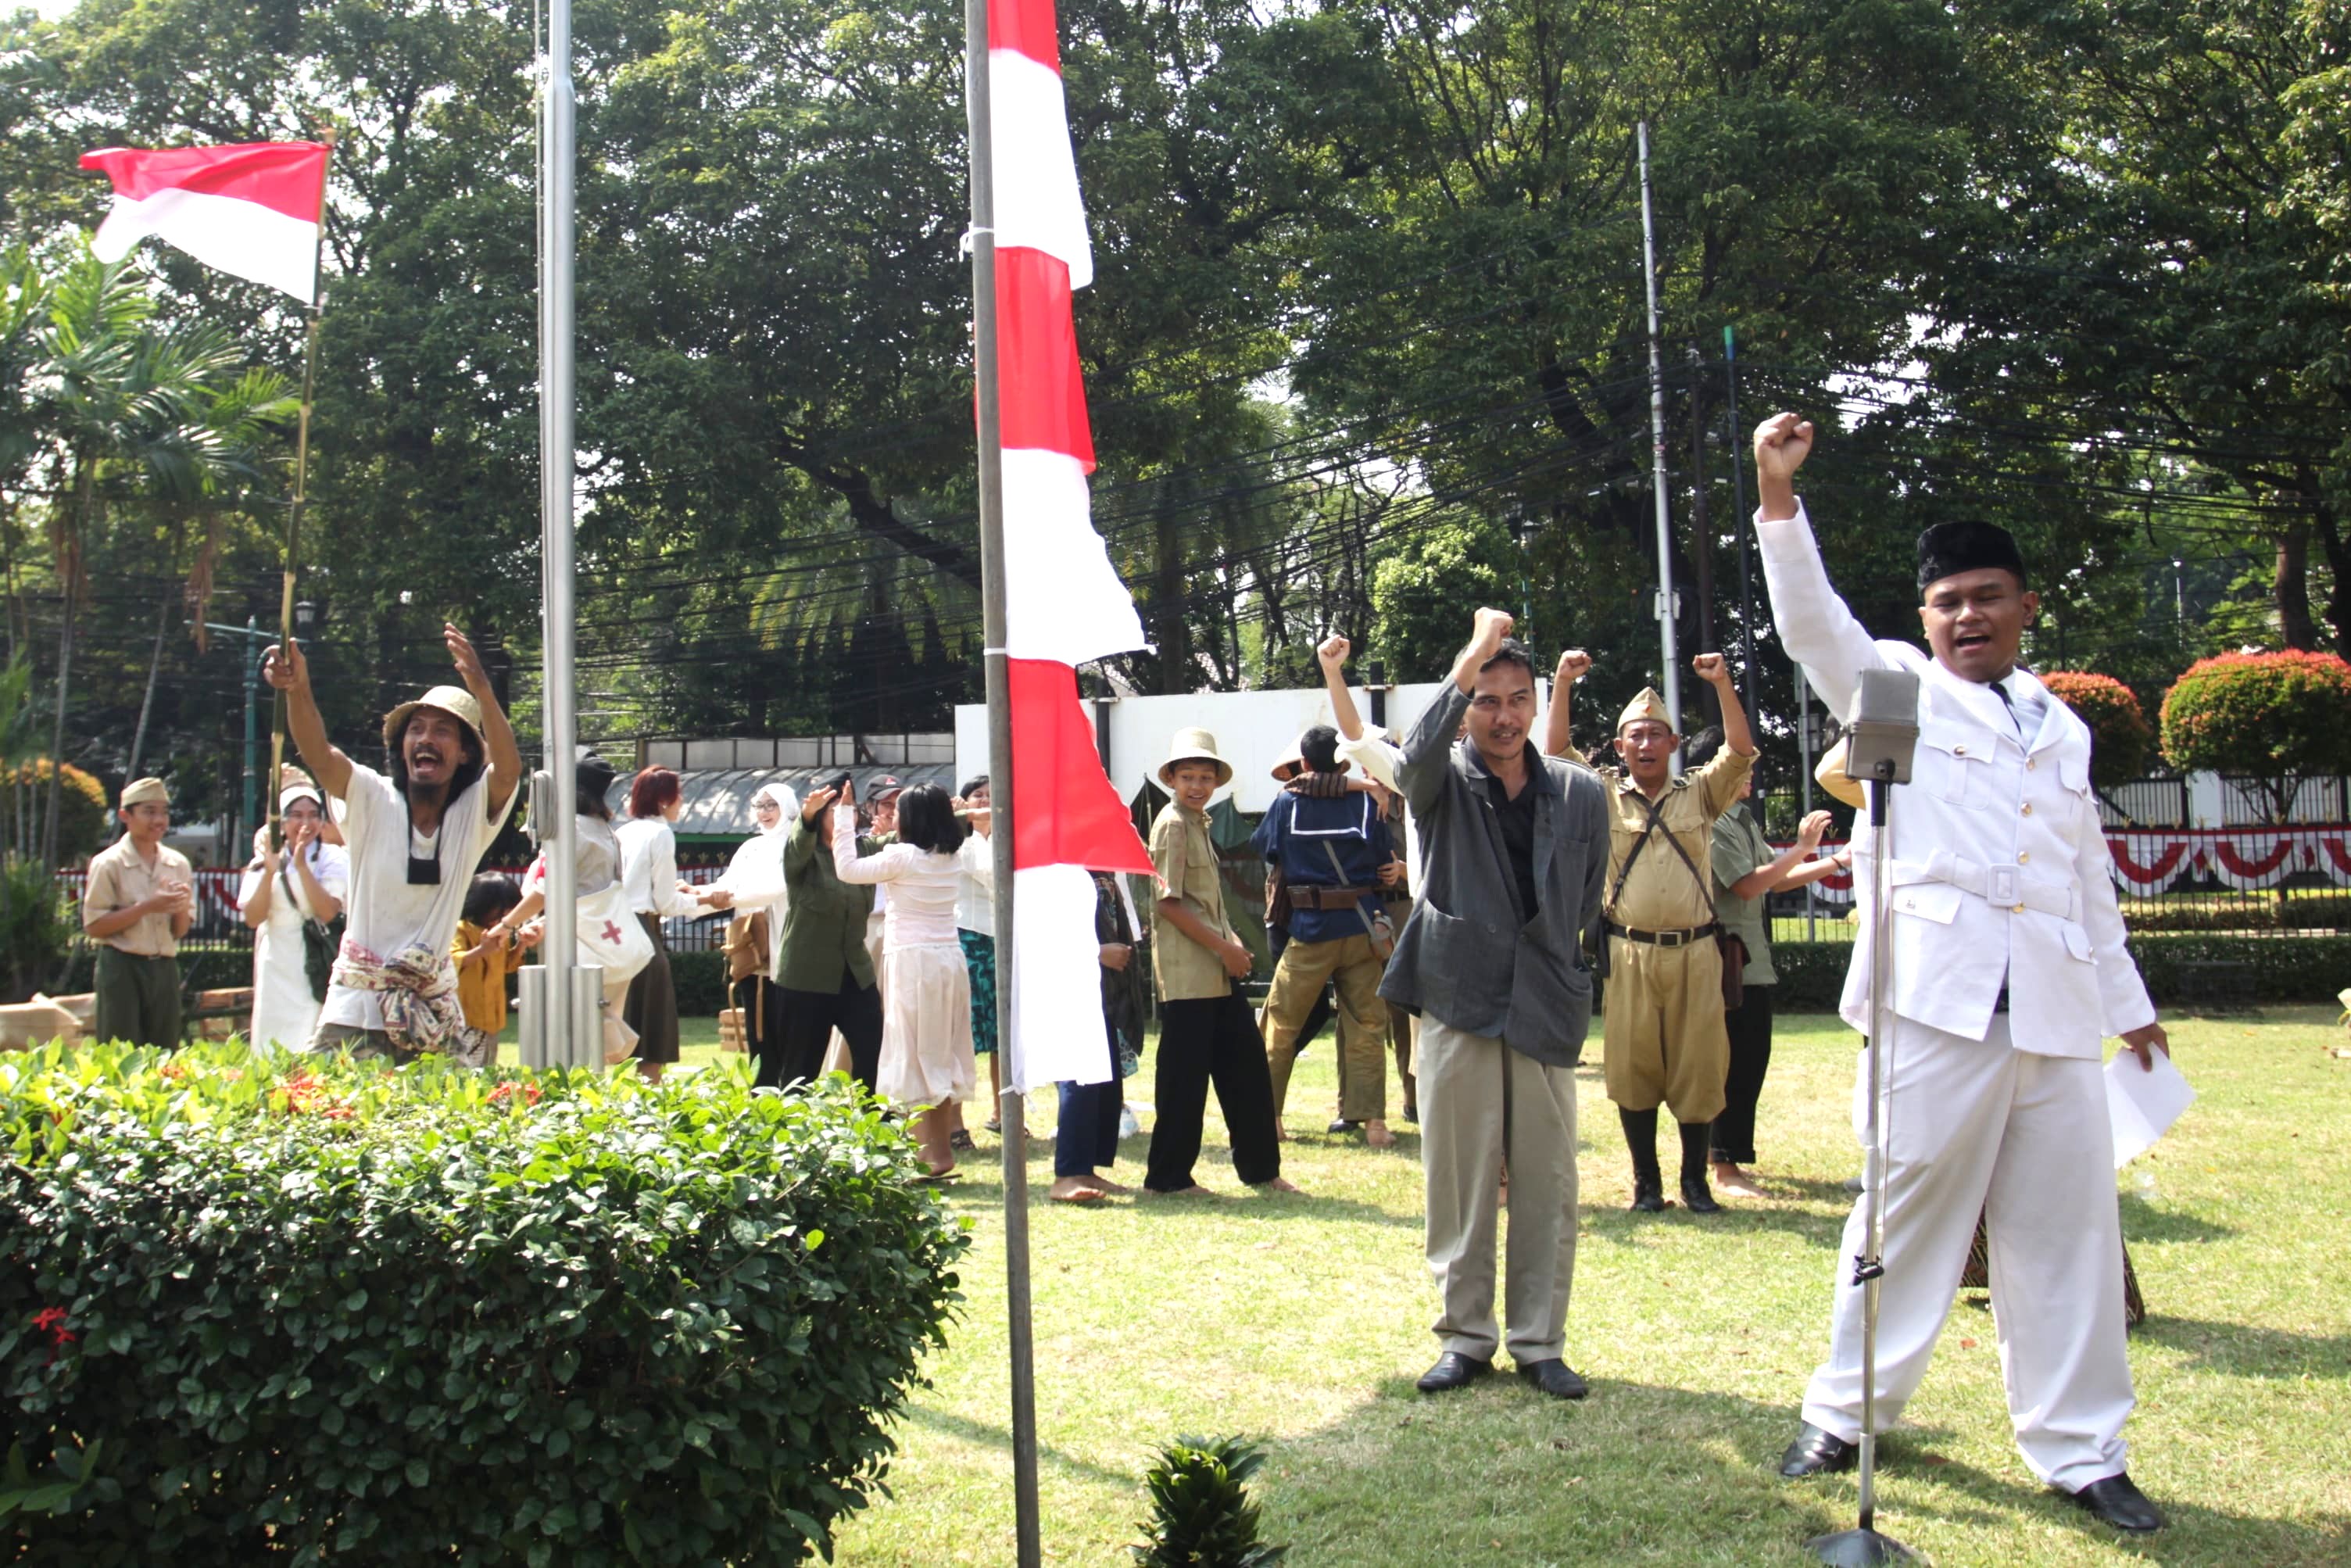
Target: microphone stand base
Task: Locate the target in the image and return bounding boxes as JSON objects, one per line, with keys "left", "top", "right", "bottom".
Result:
{"left": 1805, "top": 1527, "right": 1922, "bottom": 1566}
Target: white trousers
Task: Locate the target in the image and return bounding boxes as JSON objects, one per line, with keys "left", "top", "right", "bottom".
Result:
{"left": 1802, "top": 1015, "right": 2134, "bottom": 1491}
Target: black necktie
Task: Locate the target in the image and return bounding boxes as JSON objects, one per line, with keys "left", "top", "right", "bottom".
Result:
{"left": 1991, "top": 678, "right": 2023, "bottom": 736}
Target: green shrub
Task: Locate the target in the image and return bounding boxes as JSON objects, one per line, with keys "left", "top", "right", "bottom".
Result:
{"left": 2040, "top": 671, "right": 2152, "bottom": 788}
{"left": 1768, "top": 933, "right": 2351, "bottom": 1011}
{"left": 2, "top": 860, "right": 74, "bottom": 1002}
{"left": 667, "top": 948, "right": 731, "bottom": 1016}
{"left": 6, "top": 761, "right": 109, "bottom": 865}
{"left": 1132, "top": 1434, "right": 1287, "bottom": 1568}
{"left": 0, "top": 1043, "right": 967, "bottom": 1565}
{"left": 2160, "top": 650, "right": 2351, "bottom": 822}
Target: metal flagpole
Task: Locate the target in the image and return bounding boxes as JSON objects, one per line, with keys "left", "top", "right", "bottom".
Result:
{"left": 267, "top": 134, "right": 334, "bottom": 845}
{"left": 1637, "top": 122, "right": 1681, "bottom": 739}
{"left": 964, "top": 3, "right": 1043, "bottom": 1563}
{"left": 531, "top": 0, "right": 589, "bottom": 1065}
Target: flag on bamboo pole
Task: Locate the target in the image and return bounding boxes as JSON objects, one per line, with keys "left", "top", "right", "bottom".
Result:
{"left": 79, "top": 141, "right": 330, "bottom": 303}
{"left": 988, "top": 0, "right": 1153, "bottom": 1091}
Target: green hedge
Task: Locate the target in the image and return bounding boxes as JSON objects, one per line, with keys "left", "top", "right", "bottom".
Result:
{"left": 667, "top": 949, "right": 731, "bottom": 1016}
{"left": 0, "top": 1043, "right": 968, "bottom": 1564}
{"left": 1763, "top": 933, "right": 2351, "bottom": 1011}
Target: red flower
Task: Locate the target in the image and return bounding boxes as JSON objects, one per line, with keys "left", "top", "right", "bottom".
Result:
{"left": 488, "top": 1082, "right": 543, "bottom": 1108}
{"left": 30, "top": 1307, "right": 73, "bottom": 1348}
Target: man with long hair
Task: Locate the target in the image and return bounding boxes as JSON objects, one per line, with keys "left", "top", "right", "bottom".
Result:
{"left": 263, "top": 624, "right": 520, "bottom": 1058}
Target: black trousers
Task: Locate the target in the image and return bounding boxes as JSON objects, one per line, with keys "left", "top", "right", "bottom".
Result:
{"left": 731, "top": 976, "right": 790, "bottom": 1079}
{"left": 763, "top": 972, "right": 882, "bottom": 1093}
{"left": 95, "top": 947, "right": 181, "bottom": 1049}
{"left": 1710, "top": 983, "right": 1774, "bottom": 1165}
{"left": 1144, "top": 990, "right": 1282, "bottom": 1191}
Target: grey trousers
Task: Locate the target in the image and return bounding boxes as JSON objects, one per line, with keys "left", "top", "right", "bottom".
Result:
{"left": 1419, "top": 1016, "right": 1580, "bottom": 1363}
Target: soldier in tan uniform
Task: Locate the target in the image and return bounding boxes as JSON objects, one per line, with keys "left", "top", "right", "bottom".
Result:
{"left": 1545, "top": 652, "right": 1755, "bottom": 1213}
{"left": 81, "top": 776, "right": 195, "bottom": 1048}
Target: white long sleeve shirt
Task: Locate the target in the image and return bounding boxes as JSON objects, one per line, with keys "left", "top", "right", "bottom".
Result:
{"left": 616, "top": 818, "right": 704, "bottom": 920}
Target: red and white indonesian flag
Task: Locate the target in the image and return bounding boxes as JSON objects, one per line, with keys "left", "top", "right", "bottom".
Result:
{"left": 80, "top": 141, "right": 330, "bottom": 304}
{"left": 986, "top": 0, "right": 1154, "bottom": 1090}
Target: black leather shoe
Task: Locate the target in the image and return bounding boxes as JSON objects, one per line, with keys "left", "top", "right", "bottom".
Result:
{"left": 1415, "top": 1352, "right": 1492, "bottom": 1393}
{"left": 1778, "top": 1423, "right": 1859, "bottom": 1478}
{"left": 1630, "top": 1176, "right": 1666, "bottom": 1212}
{"left": 2068, "top": 1473, "right": 2163, "bottom": 1533}
{"left": 1400, "top": 1102, "right": 1418, "bottom": 1123}
{"left": 1327, "top": 1118, "right": 1360, "bottom": 1135}
{"left": 1515, "top": 1359, "right": 1590, "bottom": 1400}
{"left": 1680, "top": 1176, "right": 1722, "bottom": 1214}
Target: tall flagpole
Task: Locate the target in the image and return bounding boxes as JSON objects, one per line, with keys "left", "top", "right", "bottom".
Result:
{"left": 1637, "top": 120, "right": 1682, "bottom": 742}
{"left": 267, "top": 134, "right": 334, "bottom": 842}
{"left": 965, "top": 3, "right": 1043, "bottom": 1563}
{"left": 537, "top": 0, "right": 585, "bottom": 1063}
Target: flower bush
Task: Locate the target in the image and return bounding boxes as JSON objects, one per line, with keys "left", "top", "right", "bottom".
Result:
{"left": 2039, "top": 670, "right": 2152, "bottom": 789}
{"left": 2160, "top": 650, "right": 2351, "bottom": 822}
{"left": 6, "top": 761, "right": 109, "bottom": 865}
{"left": 0, "top": 1044, "right": 967, "bottom": 1564}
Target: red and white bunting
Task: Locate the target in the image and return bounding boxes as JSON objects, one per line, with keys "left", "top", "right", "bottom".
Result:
{"left": 986, "top": 0, "right": 1152, "bottom": 1091}
{"left": 80, "top": 142, "right": 329, "bottom": 303}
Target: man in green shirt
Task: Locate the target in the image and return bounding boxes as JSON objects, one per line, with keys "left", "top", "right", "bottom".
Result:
{"left": 1685, "top": 729, "right": 1846, "bottom": 1199}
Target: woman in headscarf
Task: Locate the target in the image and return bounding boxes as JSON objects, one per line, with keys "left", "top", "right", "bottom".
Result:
{"left": 238, "top": 774, "right": 350, "bottom": 1050}
{"left": 696, "top": 779, "right": 800, "bottom": 1081}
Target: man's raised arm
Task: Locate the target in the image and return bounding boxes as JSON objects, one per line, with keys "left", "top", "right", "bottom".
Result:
{"left": 1544, "top": 649, "right": 1591, "bottom": 764}
{"left": 259, "top": 636, "right": 352, "bottom": 800}
{"left": 1751, "top": 412, "right": 1886, "bottom": 717}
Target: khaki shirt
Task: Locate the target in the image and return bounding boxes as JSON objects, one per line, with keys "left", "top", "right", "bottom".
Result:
{"left": 1149, "top": 801, "right": 1233, "bottom": 1002}
{"left": 1558, "top": 742, "right": 1752, "bottom": 932}
{"left": 81, "top": 836, "right": 195, "bottom": 958}
{"left": 1709, "top": 805, "right": 1780, "bottom": 985}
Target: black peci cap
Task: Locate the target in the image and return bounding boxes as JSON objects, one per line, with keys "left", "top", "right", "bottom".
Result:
{"left": 1917, "top": 519, "right": 2027, "bottom": 594}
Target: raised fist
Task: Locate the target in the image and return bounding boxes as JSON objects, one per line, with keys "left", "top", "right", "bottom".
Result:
{"left": 1692, "top": 652, "right": 1731, "bottom": 686}
{"left": 1555, "top": 648, "right": 1592, "bottom": 684}
{"left": 1471, "top": 607, "right": 1515, "bottom": 650}
{"left": 1317, "top": 633, "right": 1350, "bottom": 671}
{"left": 1752, "top": 412, "right": 1814, "bottom": 485}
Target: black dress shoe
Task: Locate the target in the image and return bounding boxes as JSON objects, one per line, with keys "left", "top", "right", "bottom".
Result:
{"left": 1680, "top": 1176, "right": 1722, "bottom": 1214}
{"left": 1630, "top": 1175, "right": 1666, "bottom": 1212}
{"left": 2068, "top": 1473, "right": 2163, "bottom": 1533}
{"left": 1327, "top": 1118, "right": 1360, "bottom": 1135}
{"left": 1415, "top": 1352, "right": 1492, "bottom": 1393}
{"left": 1515, "top": 1359, "right": 1590, "bottom": 1400}
{"left": 1401, "top": 1102, "right": 1418, "bottom": 1123}
{"left": 1778, "top": 1423, "right": 1859, "bottom": 1478}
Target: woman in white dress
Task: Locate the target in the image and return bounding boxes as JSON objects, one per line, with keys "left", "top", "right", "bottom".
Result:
{"left": 238, "top": 782, "right": 349, "bottom": 1051}
{"left": 830, "top": 781, "right": 971, "bottom": 1177}
{"left": 616, "top": 767, "right": 703, "bottom": 1082}
{"left": 692, "top": 780, "right": 799, "bottom": 1071}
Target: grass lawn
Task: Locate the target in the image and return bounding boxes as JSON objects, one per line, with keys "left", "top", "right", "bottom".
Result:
{"left": 652, "top": 1006, "right": 2343, "bottom": 1568}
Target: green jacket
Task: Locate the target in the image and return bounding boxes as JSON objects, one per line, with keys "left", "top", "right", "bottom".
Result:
{"left": 778, "top": 818, "right": 880, "bottom": 993}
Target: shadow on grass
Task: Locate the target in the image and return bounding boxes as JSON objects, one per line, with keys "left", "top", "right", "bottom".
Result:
{"left": 2118, "top": 1194, "right": 2238, "bottom": 1245}
{"left": 2134, "top": 1314, "right": 2351, "bottom": 1380}
{"left": 1264, "top": 1375, "right": 2349, "bottom": 1566}
{"left": 896, "top": 1403, "right": 1136, "bottom": 1490}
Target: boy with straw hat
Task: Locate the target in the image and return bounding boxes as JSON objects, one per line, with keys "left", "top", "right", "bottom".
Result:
{"left": 1142, "top": 728, "right": 1297, "bottom": 1197}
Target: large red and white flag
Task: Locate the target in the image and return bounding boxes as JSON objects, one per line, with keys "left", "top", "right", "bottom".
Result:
{"left": 80, "top": 141, "right": 330, "bottom": 304}
{"left": 986, "top": 0, "right": 1154, "bottom": 1090}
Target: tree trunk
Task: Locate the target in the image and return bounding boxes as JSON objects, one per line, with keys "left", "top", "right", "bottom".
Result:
{"left": 1154, "top": 501, "right": 1190, "bottom": 695}
{"left": 42, "top": 460, "right": 95, "bottom": 874}
{"left": 2274, "top": 519, "right": 2318, "bottom": 651}
{"left": 2302, "top": 478, "right": 2351, "bottom": 661}
{"left": 127, "top": 571, "right": 177, "bottom": 781}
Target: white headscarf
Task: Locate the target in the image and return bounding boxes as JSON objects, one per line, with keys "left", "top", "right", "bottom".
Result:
{"left": 748, "top": 780, "right": 799, "bottom": 836}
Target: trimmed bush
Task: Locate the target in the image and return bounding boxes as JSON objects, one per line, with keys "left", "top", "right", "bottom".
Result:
{"left": 2160, "top": 650, "right": 2351, "bottom": 822}
{"left": 7, "top": 762, "right": 108, "bottom": 865}
{"left": 0, "top": 1044, "right": 967, "bottom": 1564}
{"left": 1768, "top": 933, "right": 2351, "bottom": 1011}
{"left": 2039, "top": 671, "right": 2151, "bottom": 788}
{"left": 667, "top": 948, "right": 731, "bottom": 1016}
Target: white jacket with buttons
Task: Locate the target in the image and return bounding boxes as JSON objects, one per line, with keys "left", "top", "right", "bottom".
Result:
{"left": 1759, "top": 504, "right": 2156, "bottom": 1057}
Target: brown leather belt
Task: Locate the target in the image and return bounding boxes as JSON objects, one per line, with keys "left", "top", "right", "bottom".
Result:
{"left": 1604, "top": 919, "right": 1721, "bottom": 949}
{"left": 1287, "top": 884, "right": 1380, "bottom": 911}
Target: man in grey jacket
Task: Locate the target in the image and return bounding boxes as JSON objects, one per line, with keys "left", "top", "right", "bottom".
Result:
{"left": 1384, "top": 607, "right": 1609, "bottom": 1399}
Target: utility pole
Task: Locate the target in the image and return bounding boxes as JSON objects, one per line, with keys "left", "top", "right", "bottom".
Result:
{"left": 1637, "top": 121, "right": 1681, "bottom": 741}
{"left": 1724, "top": 326, "right": 1759, "bottom": 722}
{"left": 1686, "top": 345, "right": 1716, "bottom": 725}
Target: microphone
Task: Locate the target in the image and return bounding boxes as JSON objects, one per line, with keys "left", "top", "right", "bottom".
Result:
{"left": 1844, "top": 668, "right": 1921, "bottom": 786}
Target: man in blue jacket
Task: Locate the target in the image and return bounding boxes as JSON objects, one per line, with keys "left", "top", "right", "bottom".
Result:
{"left": 1256, "top": 726, "right": 1397, "bottom": 1146}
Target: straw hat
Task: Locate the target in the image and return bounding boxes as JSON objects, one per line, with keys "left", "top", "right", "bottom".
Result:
{"left": 1158, "top": 727, "right": 1234, "bottom": 788}
{"left": 381, "top": 684, "right": 485, "bottom": 751}
{"left": 120, "top": 776, "right": 170, "bottom": 809}
{"left": 1269, "top": 747, "right": 1351, "bottom": 782}
{"left": 1616, "top": 686, "right": 1674, "bottom": 733}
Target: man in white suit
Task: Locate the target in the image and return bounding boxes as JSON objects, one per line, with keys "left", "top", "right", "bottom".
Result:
{"left": 1752, "top": 411, "right": 2170, "bottom": 1534}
